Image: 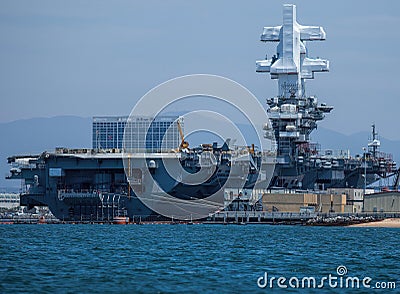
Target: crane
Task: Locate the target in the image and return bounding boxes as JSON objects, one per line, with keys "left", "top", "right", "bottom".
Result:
{"left": 176, "top": 120, "right": 189, "bottom": 150}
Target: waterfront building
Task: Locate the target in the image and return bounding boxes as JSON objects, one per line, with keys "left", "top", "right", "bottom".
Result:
{"left": 0, "top": 193, "right": 20, "bottom": 209}
{"left": 327, "top": 188, "right": 374, "bottom": 213}
{"left": 364, "top": 191, "right": 400, "bottom": 213}
{"left": 261, "top": 190, "right": 347, "bottom": 213}
{"left": 92, "top": 116, "right": 183, "bottom": 152}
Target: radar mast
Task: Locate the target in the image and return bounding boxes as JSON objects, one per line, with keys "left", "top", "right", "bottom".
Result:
{"left": 257, "top": 4, "right": 332, "bottom": 166}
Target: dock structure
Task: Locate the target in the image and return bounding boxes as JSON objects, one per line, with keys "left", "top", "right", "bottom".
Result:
{"left": 208, "top": 211, "right": 315, "bottom": 224}
{"left": 206, "top": 211, "right": 398, "bottom": 226}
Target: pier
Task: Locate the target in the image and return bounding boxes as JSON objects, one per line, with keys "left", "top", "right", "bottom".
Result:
{"left": 205, "top": 211, "right": 400, "bottom": 226}
{"left": 2, "top": 212, "right": 400, "bottom": 226}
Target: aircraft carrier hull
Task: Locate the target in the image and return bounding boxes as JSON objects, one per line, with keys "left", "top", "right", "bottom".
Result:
{"left": 7, "top": 147, "right": 263, "bottom": 221}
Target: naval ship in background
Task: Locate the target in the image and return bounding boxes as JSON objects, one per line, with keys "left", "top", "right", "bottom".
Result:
{"left": 5, "top": 4, "right": 397, "bottom": 221}
{"left": 256, "top": 4, "right": 396, "bottom": 190}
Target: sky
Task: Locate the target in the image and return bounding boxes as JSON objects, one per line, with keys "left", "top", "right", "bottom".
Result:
{"left": 1, "top": 0, "right": 400, "bottom": 139}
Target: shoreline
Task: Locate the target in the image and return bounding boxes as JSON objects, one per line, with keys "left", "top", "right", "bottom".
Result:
{"left": 348, "top": 218, "right": 400, "bottom": 228}
{"left": 2, "top": 215, "right": 400, "bottom": 227}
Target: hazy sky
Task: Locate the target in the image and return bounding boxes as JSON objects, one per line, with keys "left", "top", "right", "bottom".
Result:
{"left": 1, "top": 0, "right": 400, "bottom": 139}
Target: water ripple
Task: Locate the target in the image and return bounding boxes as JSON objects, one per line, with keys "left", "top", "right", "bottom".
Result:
{"left": 0, "top": 225, "right": 399, "bottom": 293}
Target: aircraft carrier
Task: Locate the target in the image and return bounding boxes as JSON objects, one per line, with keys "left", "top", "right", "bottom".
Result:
{"left": 6, "top": 142, "right": 265, "bottom": 221}
{"left": 6, "top": 4, "right": 396, "bottom": 222}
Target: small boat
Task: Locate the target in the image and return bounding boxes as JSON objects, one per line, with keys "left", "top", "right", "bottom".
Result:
{"left": 38, "top": 216, "right": 46, "bottom": 224}
{"left": 113, "top": 216, "right": 128, "bottom": 224}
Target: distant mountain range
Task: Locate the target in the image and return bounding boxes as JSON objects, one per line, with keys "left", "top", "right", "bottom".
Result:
{"left": 0, "top": 116, "right": 91, "bottom": 191}
{"left": 312, "top": 127, "right": 400, "bottom": 162}
{"left": 1, "top": 116, "right": 399, "bottom": 191}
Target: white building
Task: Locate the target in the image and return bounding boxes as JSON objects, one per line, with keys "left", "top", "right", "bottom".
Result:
{"left": 0, "top": 193, "right": 20, "bottom": 209}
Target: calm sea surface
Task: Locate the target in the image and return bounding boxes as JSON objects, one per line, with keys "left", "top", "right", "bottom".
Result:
{"left": 0, "top": 224, "right": 399, "bottom": 293}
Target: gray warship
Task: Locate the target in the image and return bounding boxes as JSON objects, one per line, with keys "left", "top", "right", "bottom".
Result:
{"left": 6, "top": 4, "right": 396, "bottom": 221}
{"left": 6, "top": 138, "right": 264, "bottom": 221}
{"left": 256, "top": 4, "right": 395, "bottom": 190}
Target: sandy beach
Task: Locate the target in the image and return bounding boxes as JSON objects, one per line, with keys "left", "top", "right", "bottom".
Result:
{"left": 349, "top": 218, "right": 400, "bottom": 228}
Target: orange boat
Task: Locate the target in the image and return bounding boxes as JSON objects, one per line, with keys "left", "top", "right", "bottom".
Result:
{"left": 113, "top": 216, "right": 128, "bottom": 224}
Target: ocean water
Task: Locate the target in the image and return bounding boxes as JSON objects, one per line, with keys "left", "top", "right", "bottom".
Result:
{"left": 0, "top": 224, "right": 399, "bottom": 293}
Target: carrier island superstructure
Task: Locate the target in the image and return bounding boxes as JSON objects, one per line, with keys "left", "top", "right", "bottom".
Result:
{"left": 256, "top": 4, "right": 395, "bottom": 190}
